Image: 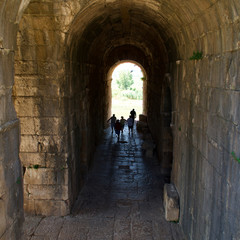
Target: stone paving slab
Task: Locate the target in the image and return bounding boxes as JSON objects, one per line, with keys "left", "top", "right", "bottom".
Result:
{"left": 22, "top": 128, "right": 186, "bottom": 240}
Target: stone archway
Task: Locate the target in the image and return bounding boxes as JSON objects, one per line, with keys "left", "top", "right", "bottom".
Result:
{"left": 107, "top": 60, "right": 147, "bottom": 118}
{"left": 1, "top": 0, "right": 240, "bottom": 239}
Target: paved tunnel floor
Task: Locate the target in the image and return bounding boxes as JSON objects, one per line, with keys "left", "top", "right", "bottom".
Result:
{"left": 23, "top": 126, "right": 186, "bottom": 240}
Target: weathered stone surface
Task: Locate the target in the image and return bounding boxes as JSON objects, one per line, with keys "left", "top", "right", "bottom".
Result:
{"left": 22, "top": 216, "right": 43, "bottom": 237}
{"left": 24, "top": 168, "right": 68, "bottom": 185}
{"left": 0, "top": 0, "right": 240, "bottom": 239}
{"left": 0, "top": 200, "right": 7, "bottom": 238}
{"left": 142, "top": 140, "right": 155, "bottom": 158}
{"left": 34, "top": 216, "right": 64, "bottom": 237}
{"left": 136, "top": 120, "right": 148, "bottom": 131}
{"left": 0, "top": 122, "right": 23, "bottom": 240}
{"left": 20, "top": 152, "right": 46, "bottom": 167}
{"left": 34, "top": 200, "right": 69, "bottom": 216}
{"left": 24, "top": 184, "right": 68, "bottom": 200}
{"left": 164, "top": 184, "right": 180, "bottom": 222}
{"left": 23, "top": 198, "right": 35, "bottom": 215}
{"left": 22, "top": 128, "right": 185, "bottom": 239}
{"left": 20, "top": 135, "right": 66, "bottom": 153}
{"left": 45, "top": 153, "right": 68, "bottom": 168}
{"left": 139, "top": 114, "right": 147, "bottom": 122}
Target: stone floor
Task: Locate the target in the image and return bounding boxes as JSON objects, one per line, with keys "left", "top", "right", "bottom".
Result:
{"left": 23, "top": 126, "right": 186, "bottom": 240}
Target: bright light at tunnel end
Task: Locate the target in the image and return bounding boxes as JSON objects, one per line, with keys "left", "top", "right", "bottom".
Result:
{"left": 111, "top": 62, "right": 144, "bottom": 121}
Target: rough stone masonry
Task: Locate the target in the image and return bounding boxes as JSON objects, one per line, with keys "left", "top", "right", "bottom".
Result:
{"left": 0, "top": 0, "right": 240, "bottom": 239}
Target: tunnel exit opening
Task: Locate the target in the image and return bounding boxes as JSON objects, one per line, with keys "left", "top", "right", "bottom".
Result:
{"left": 108, "top": 61, "right": 147, "bottom": 121}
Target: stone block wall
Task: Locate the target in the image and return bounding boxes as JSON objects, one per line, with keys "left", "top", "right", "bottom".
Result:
{"left": 144, "top": 1, "right": 240, "bottom": 239}
{"left": 170, "top": 3, "right": 240, "bottom": 239}
{"left": 0, "top": 120, "right": 23, "bottom": 239}
{"left": 13, "top": 39, "right": 70, "bottom": 216}
{"left": 12, "top": 0, "right": 82, "bottom": 216}
{"left": 13, "top": 0, "right": 107, "bottom": 216}
{"left": 0, "top": 1, "right": 25, "bottom": 239}
{"left": 147, "top": 71, "right": 173, "bottom": 177}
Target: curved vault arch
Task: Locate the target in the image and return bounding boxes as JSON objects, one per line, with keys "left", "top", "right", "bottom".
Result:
{"left": 108, "top": 60, "right": 147, "bottom": 82}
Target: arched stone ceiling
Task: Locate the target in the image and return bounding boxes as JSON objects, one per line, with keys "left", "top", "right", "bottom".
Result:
{"left": 66, "top": 0, "right": 238, "bottom": 66}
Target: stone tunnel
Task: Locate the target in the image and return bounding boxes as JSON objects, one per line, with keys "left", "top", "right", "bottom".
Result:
{"left": 0, "top": 0, "right": 240, "bottom": 239}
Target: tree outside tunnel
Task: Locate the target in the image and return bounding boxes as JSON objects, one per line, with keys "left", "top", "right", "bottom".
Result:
{"left": 111, "top": 62, "right": 144, "bottom": 120}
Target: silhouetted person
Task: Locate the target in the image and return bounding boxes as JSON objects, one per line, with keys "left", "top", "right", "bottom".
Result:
{"left": 127, "top": 115, "right": 134, "bottom": 134}
{"left": 107, "top": 114, "right": 116, "bottom": 133}
{"left": 130, "top": 109, "right": 136, "bottom": 126}
{"left": 114, "top": 120, "right": 121, "bottom": 141}
{"left": 120, "top": 116, "right": 126, "bottom": 134}
{"left": 130, "top": 109, "right": 136, "bottom": 118}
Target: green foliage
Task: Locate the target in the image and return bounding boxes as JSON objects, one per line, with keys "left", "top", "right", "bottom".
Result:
{"left": 231, "top": 151, "right": 240, "bottom": 163}
{"left": 112, "top": 88, "right": 143, "bottom": 100}
{"left": 190, "top": 51, "right": 203, "bottom": 60}
{"left": 16, "top": 177, "right": 21, "bottom": 184}
{"left": 116, "top": 70, "right": 134, "bottom": 90}
{"left": 33, "top": 164, "right": 39, "bottom": 169}
{"left": 112, "top": 64, "right": 143, "bottom": 101}
{"left": 122, "top": 89, "right": 143, "bottom": 100}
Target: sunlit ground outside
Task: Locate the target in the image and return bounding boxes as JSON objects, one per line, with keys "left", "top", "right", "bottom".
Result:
{"left": 111, "top": 62, "right": 143, "bottom": 120}
{"left": 112, "top": 99, "right": 142, "bottom": 121}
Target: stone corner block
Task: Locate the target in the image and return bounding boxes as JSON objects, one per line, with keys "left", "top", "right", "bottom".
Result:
{"left": 136, "top": 121, "right": 148, "bottom": 131}
{"left": 163, "top": 183, "right": 180, "bottom": 222}
{"left": 139, "top": 114, "right": 147, "bottom": 122}
{"left": 34, "top": 199, "right": 70, "bottom": 216}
